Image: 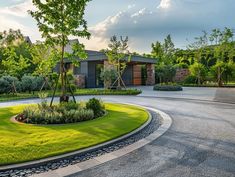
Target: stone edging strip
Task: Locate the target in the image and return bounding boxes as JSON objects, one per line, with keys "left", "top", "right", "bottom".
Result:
{"left": 32, "top": 105, "right": 172, "bottom": 177}
{"left": 0, "top": 104, "right": 152, "bottom": 172}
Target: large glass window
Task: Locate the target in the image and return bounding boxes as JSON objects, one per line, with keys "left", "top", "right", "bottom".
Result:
{"left": 96, "top": 64, "right": 104, "bottom": 87}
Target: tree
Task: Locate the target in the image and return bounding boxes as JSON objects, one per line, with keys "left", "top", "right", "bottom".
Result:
{"left": 151, "top": 41, "right": 163, "bottom": 60}
{"left": 162, "top": 34, "right": 175, "bottom": 65}
{"left": 105, "top": 35, "right": 131, "bottom": 90}
{"left": 213, "top": 27, "right": 234, "bottom": 86}
{"left": 189, "top": 62, "right": 207, "bottom": 85}
{"left": 29, "top": 0, "right": 90, "bottom": 103}
{"left": 31, "top": 42, "right": 60, "bottom": 90}
{"left": 0, "top": 29, "right": 24, "bottom": 46}
{"left": 2, "top": 46, "right": 30, "bottom": 78}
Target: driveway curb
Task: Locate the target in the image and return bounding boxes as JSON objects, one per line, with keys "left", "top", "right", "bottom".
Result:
{"left": 32, "top": 105, "right": 172, "bottom": 177}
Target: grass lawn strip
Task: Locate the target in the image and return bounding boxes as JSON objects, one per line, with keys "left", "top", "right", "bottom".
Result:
{"left": 0, "top": 103, "right": 148, "bottom": 166}
{"left": 0, "top": 89, "right": 141, "bottom": 102}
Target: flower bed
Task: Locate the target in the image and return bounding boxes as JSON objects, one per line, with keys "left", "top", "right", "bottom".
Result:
{"left": 16, "top": 98, "right": 105, "bottom": 124}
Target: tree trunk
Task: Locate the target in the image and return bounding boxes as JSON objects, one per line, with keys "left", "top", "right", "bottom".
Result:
{"left": 59, "top": 43, "right": 69, "bottom": 102}
{"left": 218, "top": 67, "right": 223, "bottom": 87}
{"left": 117, "top": 62, "right": 121, "bottom": 90}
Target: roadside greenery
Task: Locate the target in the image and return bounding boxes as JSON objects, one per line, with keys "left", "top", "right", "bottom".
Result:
{"left": 150, "top": 28, "right": 235, "bottom": 87}
{"left": 153, "top": 83, "right": 183, "bottom": 91}
{"left": 0, "top": 89, "right": 141, "bottom": 103}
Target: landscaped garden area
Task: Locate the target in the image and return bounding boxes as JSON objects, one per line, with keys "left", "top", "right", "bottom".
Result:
{"left": 0, "top": 102, "right": 148, "bottom": 165}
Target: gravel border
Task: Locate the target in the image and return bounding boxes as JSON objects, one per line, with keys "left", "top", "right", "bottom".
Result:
{"left": 0, "top": 108, "right": 160, "bottom": 177}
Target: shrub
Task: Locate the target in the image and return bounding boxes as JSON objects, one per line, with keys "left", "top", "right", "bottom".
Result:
{"left": 21, "top": 75, "right": 36, "bottom": 93}
{"left": 100, "top": 69, "right": 117, "bottom": 89}
{"left": 0, "top": 78, "right": 11, "bottom": 94}
{"left": 189, "top": 62, "right": 207, "bottom": 85}
{"left": 153, "top": 83, "right": 183, "bottom": 91}
{"left": 2, "top": 76, "right": 22, "bottom": 92}
{"left": 17, "top": 98, "right": 104, "bottom": 124}
{"left": 155, "top": 65, "right": 176, "bottom": 83}
{"left": 86, "top": 98, "right": 105, "bottom": 118}
{"left": 183, "top": 75, "right": 198, "bottom": 84}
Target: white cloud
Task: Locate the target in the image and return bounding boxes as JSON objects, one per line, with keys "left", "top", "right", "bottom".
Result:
{"left": 157, "top": 0, "right": 171, "bottom": 9}
{"left": 131, "top": 8, "right": 146, "bottom": 18}
{"left": 0, "top": 0, "right": 35, "bottom": 17}
{"left": 0, "top": 0, "right": 40, "bottom": 41}
{"left": 128, "top": 4, "right": 136, "bottom": 9}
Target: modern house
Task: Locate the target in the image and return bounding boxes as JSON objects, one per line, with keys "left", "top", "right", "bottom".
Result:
{"left": 55, "top": 40, "right": 157, "bottom": 88}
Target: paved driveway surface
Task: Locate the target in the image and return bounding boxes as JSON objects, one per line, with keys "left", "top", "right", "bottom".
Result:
{"left": 68, "top": 96, "right": 235, "bottom": 177}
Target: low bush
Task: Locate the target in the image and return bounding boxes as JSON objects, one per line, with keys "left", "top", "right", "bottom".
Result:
{"left": 0, "top": 79, "right": 10, "bottom": 94}
{"left": 2, "top": 76, "right": 22, "bottom": 92}
{"left": 86, "top": 98, "right": 105, "bottom": 118}
{"left": 153, "top": 83, "right": 183, "bottom": 91}
{"left": 16, "top": 98, "right": 105, "bottom": 124}
{"left": 75, "top": 89, "right": 142, "bottom": 95}
{"left": 183, "top": 75, "right": 198, "bottom": 84}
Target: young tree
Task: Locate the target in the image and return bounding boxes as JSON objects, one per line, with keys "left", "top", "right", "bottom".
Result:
{"left": 0, "top": 29, "right": 24, "bottom": 46}
{"left": 31, "top": 42, "right": 60, "bottom": 90}
{"left": 29, "top": 0, "right": 90, "bottom": 103}
{"left": 189, "top": 62, "right": 207, "bottom": 85}
{"left": 162, "top": 34, "right": 175, "bottom": 65}
{"left": 151, "top": 41, "right": 163, "bottom": 61}
{"left": 105, "top": 36, "right": 131, "bottom": 90}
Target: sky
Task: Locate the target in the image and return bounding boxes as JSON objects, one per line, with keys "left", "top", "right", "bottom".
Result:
{"left": 0, "top": 0, "right": 235, "bottom": 53}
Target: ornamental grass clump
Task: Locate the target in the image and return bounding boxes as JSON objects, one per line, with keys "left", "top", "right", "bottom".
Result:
{"left": 17, "top": 98, "right": 104, "bottom": 125}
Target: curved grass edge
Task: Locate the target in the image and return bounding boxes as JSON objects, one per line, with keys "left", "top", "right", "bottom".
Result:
{"left": 0, "top": 103, "right": 149, "bottom": 167}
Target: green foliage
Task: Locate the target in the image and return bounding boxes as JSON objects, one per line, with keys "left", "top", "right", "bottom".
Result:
{"left": 155, "top": 64, "right": 176, "bottom": 83}
{"left": 31, "top": 43, "right": 59, "bottom": 77}
{"left": 151, "top": 34, "right": 175, "bottom": 65}
{"left": 2, "top": 46, "right": 30, "bottom": 78}
{"left": 21, "top": 75, "right": 44, "bottom": 93}
{"left": 100, "top": 68, "right": 117, "bottom": 89}
{"left": 183, "top": 75, "right": 198, "bottom": 84}
{"left": 19, "top": 98, "right": 103, "bottom": 124}
{"left": 105, "top": 35, "right": 131, "bottom": 89}
{"left": 86, "top": 98, "right": 105, "bottom": 118}
{"left": 189, "top": 62, "right": 207, "bottom": 85}
{"left": 0, "top": 79, "right": 10, "bottom": 94}
{"left": 0, "top": 29, "right": 24, "bottom": 46}
{"left": 1, "top": 76, "right": 22, "bottom": 92}
{"left": 174, "top": 63, "right": 189, "bottom": 69}
{"left": 153, "top": 83, "right": 183, "bottom": 91}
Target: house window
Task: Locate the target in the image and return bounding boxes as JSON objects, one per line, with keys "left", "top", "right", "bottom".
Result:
{"left": 96, "top": 64, "right": 104, "bottom": 87}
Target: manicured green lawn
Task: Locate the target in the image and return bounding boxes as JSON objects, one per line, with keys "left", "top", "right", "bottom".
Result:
{"left": 0, "top": 89, "right": 141, "bottom": 102}
{"left": 0, "top": 103, "right": 148, "bottom": 165}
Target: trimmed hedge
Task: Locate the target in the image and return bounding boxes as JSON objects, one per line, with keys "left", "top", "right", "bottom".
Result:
{"left": 153, "top": 84, "right": 183, "bottom": 91}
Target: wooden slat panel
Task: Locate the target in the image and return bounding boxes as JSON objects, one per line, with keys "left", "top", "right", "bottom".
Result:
{"left": 133, "top": 65, "right": 142, "bottom": 85}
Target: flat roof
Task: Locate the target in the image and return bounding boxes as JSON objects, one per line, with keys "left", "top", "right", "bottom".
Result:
{"left": 84, "top": 50, "right": 157, "bottom": 64}
{"left": 64, "top": 40, "right": 157, "bottom": 64}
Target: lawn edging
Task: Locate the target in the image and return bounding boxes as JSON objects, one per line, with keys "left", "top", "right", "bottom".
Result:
{"left": 0, "top": 104, "right": 152, "bottom": 172}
